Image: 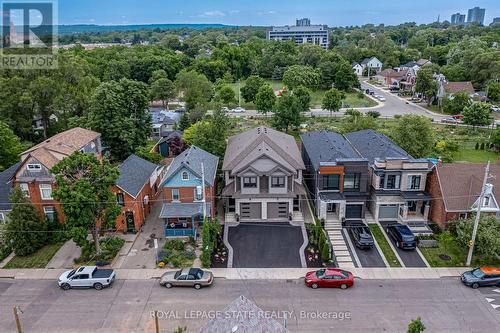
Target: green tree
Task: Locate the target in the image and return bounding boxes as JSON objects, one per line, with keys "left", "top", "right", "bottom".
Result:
{"left": 322, "top": 88, "right": 344, "bottom": 116}
{"left": 462, "top": 102, "right": 491, "bottom": 127}
{"left": 51, "top": 152, "right": 121, "bottom": 254}
{"left": 454, "top": 215, "right": 500, "bottom": 261}
{"left": 293, "top": 86, "right": 312, "bottom": 112}
{"left": 0, "top": 121, "right": 23, "bottom": 171}
{"left": 282, "top": 65, "right": 321, "bottom": 89}
{"left": 29, "top": 76, "right": 60, "bottom": 138}
{"left": 215, "top": 84, "right": 236, "bottom": 106}
{"left": 442, "top": 91, "right": 471, "bottom": 115}
{"left": 487, "top": 82, "right": 500, "bottom": 102}
{"left": 175, "top": 70, "right": 213, "bottom": 111}
{"left": 161, "top": 34, "right": 181, "bottom": 50}
{"left": 150, "top": 77, "right": 175, "bottom": 109}
{"left": 5, "top": 187, "right": 47, "bottom": 256}
{"left": 341, "top": 114, "right": 378, "bottom": 133}
{"left": 87, "top": 79, "right": 151, "bottom": 160}
{"left": 407, "top": 317, "right": 426, "bottom": 333}
{"left": 272, "top": 91, "right": 303, "bottom": 132}
{"left": 255, "top": 84, "right": 276, "bottom": 116}
{"left": 240, "top": 75, "right": 266, "bottom": 103}
{"left": 391, "top": 115, "right": 435, "bottom": 158}
{"left": 178, "top": 112, "right": 191, "bottom": 131}
{"left": 415, "top": 67, "right": 438, "bottom": 105}
{"left": 183, "top": 109, "right": 229, "bottom": 159}
{"left": 334, "top": 61, "right": 359, "bottom": 90}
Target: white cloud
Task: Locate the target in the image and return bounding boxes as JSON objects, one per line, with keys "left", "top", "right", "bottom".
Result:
{"left": 197, "top": 10, "right": 225, "bottom": 18}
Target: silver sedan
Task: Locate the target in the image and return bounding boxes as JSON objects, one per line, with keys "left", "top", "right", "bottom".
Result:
{"left": 159, "top": 268, "right": 214, "bottom": 290}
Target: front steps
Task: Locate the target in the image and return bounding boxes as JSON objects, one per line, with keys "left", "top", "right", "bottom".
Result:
{"left": 325, "top": 220, "right": 355, "bottom": 268}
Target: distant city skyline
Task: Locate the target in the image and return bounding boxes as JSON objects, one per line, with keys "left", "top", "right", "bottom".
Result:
{"left": 57, "top": 0, "right": 500, "bottom": 27}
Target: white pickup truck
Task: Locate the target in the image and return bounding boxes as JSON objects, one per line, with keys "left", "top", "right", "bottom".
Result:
{"left": 58, "top": 266, "right": 116, "bottom": 290}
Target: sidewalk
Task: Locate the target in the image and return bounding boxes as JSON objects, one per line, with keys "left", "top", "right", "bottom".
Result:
{"left": 46, "top": 240, "right": 81, "bottom": 269}
{"left": 0, "top": 267, "right": 469, "bottom": 281}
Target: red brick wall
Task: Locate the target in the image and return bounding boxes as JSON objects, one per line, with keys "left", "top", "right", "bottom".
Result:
{"left": 12, "top": 181, "right": 64, "bottom": 223}
{"left": 163, "top": 185, "right": 216, "bottom": 218}
{"left": 426, "top": 168, "right": 448, "bottom": 229}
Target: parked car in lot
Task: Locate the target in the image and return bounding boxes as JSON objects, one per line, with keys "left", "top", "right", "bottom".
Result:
{"left": 305, "top": 268, "right": 353, "bottom": 289}
{"left": 386, "top": 223, "right": 418, "bottom": 250}
{"left": 441, "top": 117, "right": 463, "bottom": 124}
{"left": 58, "top": 266, "right": 116, "bottom": 290}
{"left": 461, "top": 267, "right": 500, "bottom": 289}
{"left": 377, "top": 96, "right": 386, "bottom": 102}
{"left": 160, "top": 268, "right": 214, "bottom": 289}
{"left": 348, "top": 224, "right": 374, "bottom": 249}
{"left": 221, "top": 107, "right": 230, "bottom": 113}
{"left": 232, "top": 107, "right": 246, "bottom": 113}
{"left": 490, "top": 105, "right": 500, "bottom": 113}
{"left": 365, "top": 89, "right": 374, "bottom": 95}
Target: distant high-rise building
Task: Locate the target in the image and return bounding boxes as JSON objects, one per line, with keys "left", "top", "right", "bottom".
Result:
{"left": 268, "top": 18, "right": 329, "bottom": 49}
{"left": 451, "top": 13, "right": 466, "bottom": 25}
{"left": 467, "top": 7, "right": 486, "bottom": 25}
{"left": 491, "top": 17, "right": 500, "bottom": 26}
{"left": 296, "top": 18, "right": 311, "bottom": 27}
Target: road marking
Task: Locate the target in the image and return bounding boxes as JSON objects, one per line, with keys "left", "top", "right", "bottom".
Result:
{"left": 491, "top": 304, "right": 500, "bottom": 310}
{"left": 486, "top": 298, "right": 495, "bottom": 303}
{"left": 492, "top": 289, "right": 500, "bottom": 294}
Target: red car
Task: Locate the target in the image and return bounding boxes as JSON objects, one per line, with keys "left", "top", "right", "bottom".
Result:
{"left": 304, "top": 268, "right": 354, "bottom": 289}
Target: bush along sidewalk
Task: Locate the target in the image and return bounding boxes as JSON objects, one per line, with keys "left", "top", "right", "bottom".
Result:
{"left": 200, "top": 217, "right": 223, "bottom": 268}
{"left": 157, "top": 237, "right": 196, "bottom": 268}
{"left": 368, "top": 224, "right": 402, "bottom": 268}
{"left": 305, "top": 219, "right": 333, "bottom": 267}
{"left": 74, "top": 236, "right": 124, "bottom": 266}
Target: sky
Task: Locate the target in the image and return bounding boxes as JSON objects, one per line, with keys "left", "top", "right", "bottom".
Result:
{"left": 56, "top": 0, "right": 500, "bottom": 26}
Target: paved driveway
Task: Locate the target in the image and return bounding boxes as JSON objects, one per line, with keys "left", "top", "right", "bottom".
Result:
{"left": 345, "top": 230, "right": 386, "bottom": 268}
{"left": 379, "top": 221, "right": 427, "bottom": 268}
{"left": 227, "top": 223, "right": 304, "bottom": 268}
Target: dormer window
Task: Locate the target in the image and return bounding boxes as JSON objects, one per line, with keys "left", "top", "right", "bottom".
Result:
{"left": 484, "top": 196, "right": 490, "bottom": 206}
{"left": 27, "top": 164, "right": 41, "bottom": 172}
{"left": 181, "top": 171, "right": 189, "bottom": 181}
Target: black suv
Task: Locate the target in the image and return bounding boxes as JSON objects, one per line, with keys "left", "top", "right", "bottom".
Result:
{"left": 386, "top": 224, "right": 418, "bottom": 250}
{"left": 348, "top": 224, "right": 374, "bottom": 250}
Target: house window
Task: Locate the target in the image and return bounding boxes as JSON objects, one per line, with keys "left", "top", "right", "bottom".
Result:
{"left": 27, "top": 164, "right": 41, "bottom": 171}
{"left": 39, "top": 184, "right": 53, "bottom": 200}
{"left": 172, "top": 189, "right": 180, "bottom": 201}
{"left": 181, "top": 171, "right": 189, "bottom": 181}
{"left": 116, "top": 193, "right": 125, "bottom": 206}
{"left": 381, "top": 174, "right": 400, "bottom": 189}
{"left": 322, "top": 174, "right": 340, "bottom": 190}
{"left": 459, "top": 213, "right": 468, "bottom": 220}
{"left": 43, "top": 206, "right": 55, "bottom": 221}
{"left": 243, "top": 177, "right": 257, "bottom": 188}
{"left": 19, "top": 183, "right": 30, "bottom": 197}
{"left": 194, "top": 187, "right": 203, "bottom": 201}
{"left": 271, "top": 176, "right": 285, "bottom": 188}
{"left": 344, "top": 174, "right": 360, "bottom": 190}
{"left": 408, "top": 175, "right": 421, "bottom": 190}
{"left": 484, "top": 196, "right": 490, "bottom": 206}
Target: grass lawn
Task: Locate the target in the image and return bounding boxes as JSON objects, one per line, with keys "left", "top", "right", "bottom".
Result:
{"left": 368, "top": 224, "right": 402, "bottom": 267}
{"left": 419, "top": 240, "right": 500, "bottom": 268}
{"left": 4, "top": 243, "right": 63, "bottom": 269}
{"left": 452, "top": 148, "right": 500, "bottom": 163}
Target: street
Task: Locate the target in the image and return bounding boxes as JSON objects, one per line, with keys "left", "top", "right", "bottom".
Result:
{"left": 1, "top": 278, "right": 499, "bottom": 332}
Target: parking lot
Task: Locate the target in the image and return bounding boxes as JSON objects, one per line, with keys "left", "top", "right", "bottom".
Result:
{"left": 379, "top": 221, "right": 428, "bottom": 268}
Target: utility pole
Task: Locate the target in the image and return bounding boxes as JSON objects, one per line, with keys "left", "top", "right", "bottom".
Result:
{"left": 13, "top": 306, "right": 23, "bottom": 333}
{"left": 238, "top": 79, "right": 241, "bottom": 107}
{"left": 201, "top": 162, "right": 207, "bottom": 220}
{"left": 466, "top": 161, "right": 490, "bottom": 266}
{"left": 154, "top": 310, "right": 160, "bottom": 333}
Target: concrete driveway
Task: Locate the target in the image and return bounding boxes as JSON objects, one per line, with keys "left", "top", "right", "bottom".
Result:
{"left": 379, "top": 221, "right": 428, "bottom": 268}
{"left": 227, "top": 223, "right": 305, "bottom": 268}
{"left": 345, "top": 229, "right": 387, "bottom": 268}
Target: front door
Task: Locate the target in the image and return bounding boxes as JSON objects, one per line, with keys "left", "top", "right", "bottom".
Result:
{"left": 407, "top": 201, "right": 417, "bottom": 215}
{"left": 327, "top": 203, "right": 336, "bottom": 213}
{"left": 125, "top": 212, "right": 135, "bottom": 232}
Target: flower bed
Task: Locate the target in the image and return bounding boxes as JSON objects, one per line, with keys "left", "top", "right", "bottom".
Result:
{"left": 211, "top": 233, "right": 228, "bottom": 268}
{"left": 305, "top": 220, "right": 333, "bottom": 268}
{"left": 74, "top": 236, "right": 124, "bottom": 266}
{"left": 158, "top": 237, "right": 196, "bottom": 268}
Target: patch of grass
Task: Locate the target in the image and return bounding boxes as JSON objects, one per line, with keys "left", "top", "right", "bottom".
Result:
{"left": 343, "top": 92, "right": 378, "bottom": 108}
{"left": 368, "top": 224, "right": 402, "bottom": 267}
{"left": 4, "top": 243, "right": 63, "bottom": 268}
{"left": 75, "top": 237, "right": 124, "bottom": 266}
{"left": 419, "top": 239, "right": 500, "bottom": 267}
{"left": 451, "top": 148, "right": 500, "bottom": 163}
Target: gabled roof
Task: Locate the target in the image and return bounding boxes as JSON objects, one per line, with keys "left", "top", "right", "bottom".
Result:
{"left": 116, "top": 154, "right": 159, "bottom": 198}
{"left": 361, "top": 56, "right": 380, "bottom": 65}
{"left": 20, "top": 127, "right": 100, "bottom": 169}
{"left": 444, "top": 82, "right": 475, "bottom": 95}
{"left": 0, "top": 162, "right": 21, "bottom": 211}
{"left": 401, "top": 61, "right": 418, "bottom": 68}
{"left": 345, "top": 129, "right": 412, "bottom": 164}
{"left": 301, "top": 131, "right": 363, "bottom": 171}
{"left": 162, "top": 146, "right": 219, "bottom": 187}
{"left": 416, "top": 59, "right": 431, "bottom": 66}
{"left": 223, "top": 126, "right": 304, "bottom": 172}
{"left": 435, "top": 163, "right": 500, "bottom": 212}
{"left": 352, "top": 61, "right": 360, "bottom": 67}
{"left": 378, "top": 69, "right": 407, "bottom": 78}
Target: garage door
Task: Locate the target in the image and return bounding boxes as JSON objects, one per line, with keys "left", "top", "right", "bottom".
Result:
{"left": 379, "top": 205, "right": 399, "bottom": 219}
{"left": 240, "top": 203, "right": 262, "bottom": 220}
{"left": 345, "top": 204, "right": 363, "bottom": 219}
{"left": 267, "top": 202, "right": 289, "bottom": 220}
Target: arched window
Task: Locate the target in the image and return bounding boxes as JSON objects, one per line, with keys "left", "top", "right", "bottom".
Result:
{"left": 181, "top": 171, "right": 189, "bottom": 181}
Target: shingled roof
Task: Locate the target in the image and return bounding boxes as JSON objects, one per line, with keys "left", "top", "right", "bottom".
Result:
{"left": 435, "top": 163, "right": 500, "bottom": 211}
{"left": 0, "top": 162, "right": 21, "bottom": 211}
{"left": 162, "top": 146, "right": 219, "bottom": 186}
{"left": 444, "top": 82, "right": 475, "bottom": 95}
{"left": 116, "top": 155, "right": 159, "bottom": 198}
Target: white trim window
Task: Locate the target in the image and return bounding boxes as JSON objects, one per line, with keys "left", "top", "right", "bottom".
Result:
{"left": 43, "top": 206, "right": 55, "bottom": 221}
{"left": 27, "top": 163, "right": 42, "bottom": 172}
{"left": 39, "top": 184, "right": 53, "bottom": 200}
{"left": 271, "top": 176, "right": 285, "bottom": 188}
{"left": 181, "top": 171, "right": 189, "bottom": 181}
{"left": 19, "top": 183, "right": 30, "bottom": 197}
{"left": 172, "top": 189, "right": 180, "bottom": 201}
{"left": 194, "top": 187, "right": 203, "bottom": 201}
{"left": 407, "top": 175, "right": 421, "bottom": 190}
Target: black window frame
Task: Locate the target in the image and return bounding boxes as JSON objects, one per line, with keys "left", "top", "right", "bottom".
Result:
{"left": 243, "top": 176, "right": 257, "bottom": 188}
{"left": 116, "top": 193, "right": 125, "bottom": 206}
{"left": 271, "top": 176, "right": 285, "bottom": 188}
{"left": 408, "top": 175, "right": 421, "bottom": 190}
{"left": 344, "top": 173, "right": 361, "bottom": 191}
{"left": 322, "top": 174, "right": 340, "bottom": 190}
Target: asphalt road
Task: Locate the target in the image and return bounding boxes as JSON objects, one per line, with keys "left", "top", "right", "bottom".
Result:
{"left": 379, "top": 221, "right": 428, "bottom": 268}
{"left": 0, "top": 278, "right": 499, "bottom": 332}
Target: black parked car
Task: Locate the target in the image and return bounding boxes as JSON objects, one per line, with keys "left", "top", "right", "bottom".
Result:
{"left": 348, "top": 224, "right": 374, "bottom": 250}
{"left": 461, "top": 267, "right": 500, "bottom": 289}
{"left": 386, "top": 224, "right": 418, "bottom": 250}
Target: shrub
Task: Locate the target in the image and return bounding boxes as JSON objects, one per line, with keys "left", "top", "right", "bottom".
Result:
{"left": 367, "top": 110, "right": 381, "bottom": 118}
{"left": 345, "top": 109, "right": 361, "bottom": 117}
{"left": 321, "top": 244, "right": 331, "bottom": 262}
{"left": 480, "top": 142, "right": 485, "bottom": 150}
{"left": 165, "top": 239, "right": 185, "bottom": 251}
{"left": 475, "top": 142, "right": 479, "bottom": 150}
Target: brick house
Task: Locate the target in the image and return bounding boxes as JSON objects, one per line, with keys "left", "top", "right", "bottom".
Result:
{"left": 159, "top": 146, "right": 219, "bottom": 237}
{"left": 427, "top": 163, "right": 500, "bottom": 229}
{"left": 111, "top": 154, "right": 164, "bottom": 232}
{"left": 10, "top": 127, "right": 102, "bottom": 222}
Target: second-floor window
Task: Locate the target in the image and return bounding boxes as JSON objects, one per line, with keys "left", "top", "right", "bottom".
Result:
{"left": 407, "top": 175, "right": 421, "bottom": 190}
{"left": 243, "top": 177, "right": 257, "bottom": 188}
{"left": 380, "top": 174, "right": 400, "bottom": 189}
{"left": 271, "top": 176, "right": 285, "bottom": 188}
{"left": 43, "top": 206, "right": 55, "bottom": 221}
{"left": 172, "top": 189, "right": 180, "bottom": 201}
{"left": 27, "top": 163, "right": 41, "bottom": 172}
{"left": 344, "top": 174, "right": 360, "bottom": 191}
{"left": 39, "top": 184, "right": 53, "bottom": 200}
{"left": 194, "top": 188, "right": 203, "bottom": 201}
{"left": 19, "top": 183, "right": 30, "bottom": 197}
{"left": 322, "top": 174, "right": 340, "bottom": 190}
{"left": 116, "top": 193, "right": 125, "bottom": 206}
{"left": 181, "top": 171, "right": 189, "bottom": 181}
